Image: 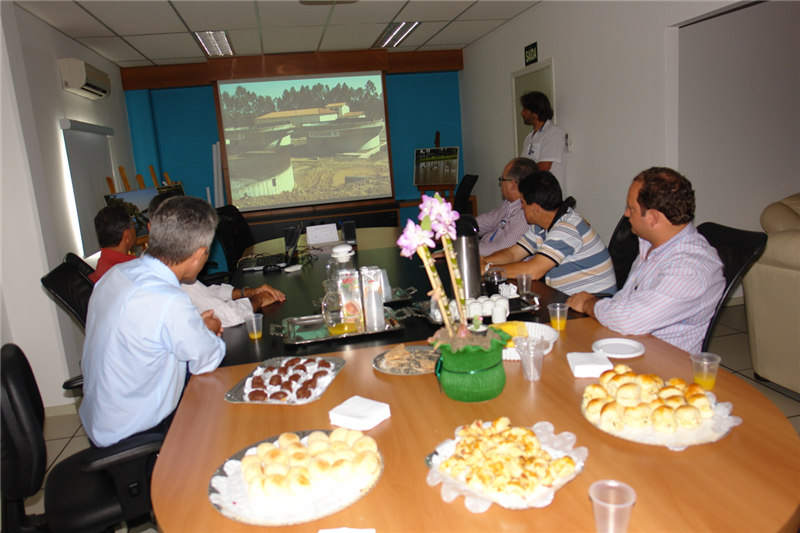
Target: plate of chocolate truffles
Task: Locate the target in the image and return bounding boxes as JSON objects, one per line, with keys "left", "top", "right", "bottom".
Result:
{"left": 226, "top": 356, "right": 345, "bottom": 405}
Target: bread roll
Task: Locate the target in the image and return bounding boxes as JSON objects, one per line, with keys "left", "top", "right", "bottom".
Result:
{"left": 288, "top": 450, "right": 309, "bottom": 467}
{"left": 329, "top": 427, "right": 350, "bottom": 443}
{"left": 652, "top": 405, "right": 677, "bottom": 433}
{"left": 624, "top": 403, "right": 652, "bottom": 428}
{"left": 263, "top": 462, "right": 288, "bottom": 476}
{"left": 248, "top": 476, "right": 267, "bottom": 507}
{"left": 616, "top": 382, "right": 642, "bottom": 408}
{"left": 582, "top": 384, "right": 610, "bottom": 409}
{"left": 306, "top": 430, "right": 330, "bottom": 445}
{"left": 307, "top": 439, "right": 330, "bottom": 456}
{"left": 278, "top": 432, "right": 300, "bottom": 449}
{"left": 687, "top": 393, "right": 715, "bottom": 419}
{"left": 287, "top": 465, "right": 310, "bottom": 479}
{"left": 584, "top": 398, "right": 609, "bottom": 424}
{"left": 288, "top": 472, "right": 312, "bottom": 495}
{"left": 613, "top": 364, "right": 633, "bottom": 374}
{"left": 256, "top": 442, "right": 276, "bottom": 461}
{"left": 308, "top": 457, "right": 331, "bottom": 480}
{"left": 344, "top": 429, "right": 365, "bottom": 447}
{"left": 315, "top": 450, "right": 336, "bottom": 465}
{"left": 353, "top": 451, "right": 381, "bottom": 475}
{"left": 675, "top": 405, "right": 701, "bottom": 429}
{"left": 243, "top": 462, "right": 263, "bottom": 484}
{"left": 683, "top": 383, "right": 706, "bottom": 399}
{"left": 352, "top": 435, "right": 379, "bottom": 454}
{"left": 607, "top": 373, "right": 636, "bottom": 396}
{"left": 241, "top": 454, "right": 262, "bottom": 471}
{"left": 663, "top": 395, "right": 687, "bottom": 410}
{"left": 334, "top": 448, "right": 356, "bottom": 462}
{"left": 330, "top": 440, "right": 351, "bottom": 452}
{"left": 284, "top": 441, "right": 307, "bottom": 454}
{"left": 649, "top": 398, "right": 665, "bottom": 410}
{"left": 263, "top": 474, "right": 289, "bottom": 497}
{"left": 633, "top": 374, "right": 661, "bottom": 402}
{"left": 264, "top": 447, "right": 288, "bottom": 465}
{"left": 665, "top": 377, "right": 688, "bottom": 391}
{"left": 599, "top": 401, "right": 626, "bottom": 432}
{"left": 657, "top": 386, "right": 683, "bottom": 399}
{"left": 331, "top": 459, "right": 354, "bottom": 481}
{"left": 599, "top": 369, "right": 617, "bottom": 388}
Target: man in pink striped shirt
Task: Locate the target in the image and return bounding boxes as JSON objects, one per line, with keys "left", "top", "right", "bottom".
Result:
{"left": 566, "top": 168, "right": 724, "bottom": 353}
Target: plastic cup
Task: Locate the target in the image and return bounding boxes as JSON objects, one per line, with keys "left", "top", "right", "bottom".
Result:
{"left": 589, "top": 480, "right": 636, "bottom": 533}
{"left": 517, "top": 273, "right": 533, "bottom": 295}
{"left": 690, "top": 352, "right": 722, "bottom": 390}
{"left": 548, "top": 303, "right": 568, "bottom": 331}
{"left": 245, "top": 313, "right": 263, "bottom": 340}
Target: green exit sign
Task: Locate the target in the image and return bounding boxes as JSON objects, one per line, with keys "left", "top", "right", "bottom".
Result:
{"left": 525, "top": 42, "right": 538, "bottom": 66}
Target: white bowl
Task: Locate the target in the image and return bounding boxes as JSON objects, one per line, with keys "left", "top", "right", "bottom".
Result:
{"left": 502, "top": 322, "right": 559, "bottom": 361}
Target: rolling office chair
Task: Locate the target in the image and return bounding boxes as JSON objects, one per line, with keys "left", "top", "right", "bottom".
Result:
{"left": 607, "top": 215, "right": 640, "bottom": 290}
{"left": 215, "top": 204, "right": 256, "bottom": 273}
{"left": 62, "top": 252, "right": 95, "bottom": 279}
{"left": 40, "top": 262, "right": 93, "bottom": 391}
{"left": 697, "top": 222, "right": 767, "bottom": 352}
{"left": 1, "top": 343, "right": 163, "bottom": 533}
{"left": 453, "top": 174, "right": 479, "bottom": 215}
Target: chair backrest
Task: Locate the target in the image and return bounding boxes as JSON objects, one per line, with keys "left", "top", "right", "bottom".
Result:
{"left": 41, "top": 262, "right": 94, "bottom": 328}
{"left": 1, "top": 344, "right": 47, "bottom": 501}
{"left": 607, "top": 215, "right": 640, "bottom": 290}
{"left": 215, "top": 205, "right": 256, "bottom": 272}
{"left": 63, "top": 252, "right": 95, "bottom": 279}
{"left": 697, "top": 222, "right": 767, "bottom": 351}
{"left": 454, "top": 174, "right": 479, "bottom": 214}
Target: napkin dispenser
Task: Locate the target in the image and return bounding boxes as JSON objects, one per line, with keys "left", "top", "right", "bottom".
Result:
{"left": 455, "top": 215, "right": 482, "bottom": 299}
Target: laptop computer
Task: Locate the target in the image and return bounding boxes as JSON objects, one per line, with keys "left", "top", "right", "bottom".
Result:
{"left": 240, "top": 223, "right": 303, "bottom": 272}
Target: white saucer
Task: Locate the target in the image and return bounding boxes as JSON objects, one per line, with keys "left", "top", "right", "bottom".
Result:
{"left": 591, "top": 338, "right": 645, "bottom": 359}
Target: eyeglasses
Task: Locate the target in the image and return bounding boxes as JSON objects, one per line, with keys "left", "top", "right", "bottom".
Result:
{"left": 498, "top": 177, "right": 514, "bottom": 183}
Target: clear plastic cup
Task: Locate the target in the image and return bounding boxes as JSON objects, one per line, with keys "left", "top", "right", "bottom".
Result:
{"left": 690, "top": 352, "right": 722, "bottom": 390}
{"left": 245, "top": 313, "right": 263, "bottom": 340}
{"left": 589, "top": 480, "right": 636, "bottom": 533}
{"left": 517, "top": 273, "right": 533, "bottom": 295}
{"left": 548, "top": 303, "right": 568, "bottom": 331}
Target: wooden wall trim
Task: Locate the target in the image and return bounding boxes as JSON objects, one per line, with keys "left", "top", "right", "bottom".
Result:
{"left": 121, "top": 50, "right": 463, "bottom": 91}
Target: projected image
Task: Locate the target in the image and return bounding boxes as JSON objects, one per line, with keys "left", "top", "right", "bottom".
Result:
{"left": 413, "top": 147, "right": 459, "bottom": 186}
{"left": 218, "top": 72, "right": 392, "bottom": 212}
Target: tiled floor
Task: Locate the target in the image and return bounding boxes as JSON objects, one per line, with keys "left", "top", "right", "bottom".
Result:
{"left": 22, "top": 305, "right": 800, "bottom": 529}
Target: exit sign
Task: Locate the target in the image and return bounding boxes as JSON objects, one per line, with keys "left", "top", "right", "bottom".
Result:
{"left": 525, "top": 42, "right": 538, "bottom": 66}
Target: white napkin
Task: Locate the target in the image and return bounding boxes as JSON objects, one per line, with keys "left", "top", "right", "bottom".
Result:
{"left": 319, "top": 529, "right": 376, "bottom": 533}
{"left": 329, "top": 395, "right": 391, "bottom": 431}
{"left": 567, "top": 352, "right": 614, "bottom": 378}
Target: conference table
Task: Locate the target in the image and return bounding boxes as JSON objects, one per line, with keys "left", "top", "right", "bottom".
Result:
{"left": 151, "top": 227, "right": 800, "bottom": 533}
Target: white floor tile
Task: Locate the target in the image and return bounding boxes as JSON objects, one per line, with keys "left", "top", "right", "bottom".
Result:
{"left": 44, "top": 438, "right": 70, "bottom": 471}
{"left": 716, "top": 304, "right": 748, "bottom": 333}
{"left": 708, "top": 322, "right": 737, "bottom": 338}
{"left": 733, "top": 373, "right": 800, "bottom": 417}
{"left": 43, "top": 412, "right": 82, "bottom": 441}
{"left": 23, "top": 489, "right": 45, "bottom": 515}
{"left": 740, "top": 369, "right": 800, "bottom": 402}
{"left": 707, "top": 333, "right": 752, "bottom": 372}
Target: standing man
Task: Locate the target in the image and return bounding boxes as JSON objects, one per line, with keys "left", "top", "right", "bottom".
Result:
{"left": 88, "top": 205, "right": 137, "bottom": 282}
{"left": 520, "top": 91, "right": 567, "bottom": 193}
{"left": 566, "top": 168, "right": 724, "bottom": 353}
{"left": 80, "top": 196, "right": 226, "bottom": 447}
{"left": 475, "top": 157, "right": 538, "bottom": 257}
{"left": 481, "top": 171, "right": 616, "bottom": 296}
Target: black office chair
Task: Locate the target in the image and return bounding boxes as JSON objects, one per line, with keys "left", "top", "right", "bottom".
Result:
{"left": 697, "top": 222, "right": 767, "bottom": 352}
{"left": 41, "top": 262, "right": 93, "bottom": 391}
{"left": 63, "top": 252, "right": 95, "bottom": 279}
{"left": 607, "top": 215, "right": 639, "bottom": 290}
{"left": 454, "top": 174, "right": 479, "bottom": 215}
{"left": 215, "top": 204, "right": 256, "bottom": 273}
{"left": 1, "top": 343, "right": 163, "bottom": 533}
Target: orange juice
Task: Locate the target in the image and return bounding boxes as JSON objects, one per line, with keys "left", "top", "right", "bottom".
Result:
{"left": 550, "top": 317, "right": 567, "bottom": 331}
{"left": 327, "top": 322, "right": 358, "bottom": 336}
{"left": 248, "top": 331, "right": 262, "bottom": 340}
{"left": 694, "top": 373, "right": 716, "bottom": 390}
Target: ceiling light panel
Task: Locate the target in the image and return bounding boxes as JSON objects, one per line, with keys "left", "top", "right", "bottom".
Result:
{"left": 77, "top": 1, "right": 185, "bottom": 35}
{"left": 195, "top": 31, "right": 234, "bottom": 57}
{"left": 397, "top": 21, "right": 447, "bottom": 47}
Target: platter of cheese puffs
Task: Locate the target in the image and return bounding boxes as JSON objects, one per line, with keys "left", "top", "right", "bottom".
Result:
{"left": 581, "top": 364, "right": 742, "bottom": 451}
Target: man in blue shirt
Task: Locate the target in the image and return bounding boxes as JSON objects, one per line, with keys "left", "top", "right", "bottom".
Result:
{"left": 80, "top": 196, "right": 226, "bottom": 447}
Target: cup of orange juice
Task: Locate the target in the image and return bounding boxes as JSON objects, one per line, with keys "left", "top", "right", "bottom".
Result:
{"left": 547, "top": 303, "right": 568, "bottom": 331}
{"left": 245, "top": 313, "right": 263, "bottom": 340}
{"left": 690, "top": 352, "right": 721, "bottom": 390}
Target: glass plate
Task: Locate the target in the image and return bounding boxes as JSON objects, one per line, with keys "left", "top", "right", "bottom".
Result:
{"left": 372, "top": 345, "right": 440, "bottom": 375}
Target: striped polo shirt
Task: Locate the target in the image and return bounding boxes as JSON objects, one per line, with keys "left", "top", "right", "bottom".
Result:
{"left": 517, "top": 208, "right": 617, "bottom": 295}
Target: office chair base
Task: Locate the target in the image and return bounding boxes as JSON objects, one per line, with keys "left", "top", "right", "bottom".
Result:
{"left": 753, "top": 372, "right": 772, "bottom": 383}
{"left": 1, "top": 497, "right": 47, "bottom": 533}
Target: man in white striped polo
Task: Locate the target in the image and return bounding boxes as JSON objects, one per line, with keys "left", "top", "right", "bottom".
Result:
{"left": 480, "top": 170, "right": 617, "bottom": 296}
{"left": 567, "top": 167, "right": 724, "bottom": 353}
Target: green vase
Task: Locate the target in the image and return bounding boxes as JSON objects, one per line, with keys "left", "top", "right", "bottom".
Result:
{"left": 436, "top": 331, "right": 509, "bottom": 402}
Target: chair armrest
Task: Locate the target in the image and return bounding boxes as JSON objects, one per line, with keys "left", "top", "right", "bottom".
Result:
{"left": 62, "top": 374, "right": 83, "bottom": 390}
{"left": 82, "top": 433, "right": 164, "bottom": 473}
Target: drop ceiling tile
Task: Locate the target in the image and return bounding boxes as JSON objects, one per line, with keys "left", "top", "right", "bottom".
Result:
{"left": 116, "top": 60, "right": 157, "bottom": 68}
{"left": 153, "top": 57, "right": 208, "bottom": 65}
{"left": 328, "top": 1, "right": 406, "bottom": 25}
{"left": 262, "top": 26, "right": 322, "bottom": 55}
{"left": 457, "top": 1, "right": 538, "bottom": 21}
{"left": 15, "top": 1, "right": 114, "bottom": 38}
{"left": 78, "top": 1, "right": 185, "bottom": 35}
{"left": 172, "top": 1, "right": 259, "bottom": 32}
{"left": 395, "top": 1, "right": 473, "bottom": 22}
{"left": 319, "top": 23, "right": 385, "bottom": 52}
{"left": 226, "top": 29, "right": 262, "bottom": 57}
{"left": 76, "top": 36, "right": 146, "bottom": 62}
{"left": 399, "top": 21, "right": 447, "bottom": 47}
{"left": 125, "top": 33, "right": 204, "bottom": 60}
{"left": 426, "top": 20, "right": 504, "bottom": 46}
{"left": 258, "top": 1, "right": 332, "bottom": 28}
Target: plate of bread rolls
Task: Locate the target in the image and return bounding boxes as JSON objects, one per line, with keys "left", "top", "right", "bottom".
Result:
{"left": 581, "top": 364, "right": 742, "bottom": 451}
{"left": 208, "top": 428, "right": 383, "bottom": 525}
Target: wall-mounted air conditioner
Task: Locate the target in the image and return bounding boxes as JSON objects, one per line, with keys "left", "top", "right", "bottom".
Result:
{"left": 58, "top": 58, "right": 111, "bottom": 100}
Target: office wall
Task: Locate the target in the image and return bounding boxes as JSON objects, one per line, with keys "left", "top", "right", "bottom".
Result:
{"left": 459, "top": 1, "right": 741, "bottom": 242}
{"left": 1, "top": 4, "right": 135, "bottom": 407}
{"left": 679, "top": 1, "right": 800, "bottom": 231}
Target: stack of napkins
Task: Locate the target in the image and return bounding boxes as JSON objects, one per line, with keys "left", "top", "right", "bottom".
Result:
{"left": 329, "top": 395, "right": 391, "bottom": 431}
{"left": 567, "top": 352, "right": 614, "bottom": 378}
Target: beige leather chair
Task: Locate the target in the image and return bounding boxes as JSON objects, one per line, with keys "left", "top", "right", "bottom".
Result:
{"left": 743, "top": 193, "right": 800, "bottom": 393}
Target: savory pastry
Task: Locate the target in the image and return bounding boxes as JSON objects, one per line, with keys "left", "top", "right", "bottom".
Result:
{"left": 663, "top": 395, "right": 687, "bottom": 410}
{"left": 675, "top": 404, "right": 702, "bottom": 430}
{"left": 599, "top": 369, "right": 618, "bottom": 388}
{"left": 353, "top": 451, "right": 381, "bottom": 475}
{"left": 583, "top": 384, "right": 610, "bottom": 408}
{"left": 599, "top": 401, "right": 626, "bottom": 432}
{"left": 665, "top": 377, "right": 688, "bottom": 391}
{"left": 652, "top": 405, "right": 677, "bottom": 433}
{"left": 634, "top": 374, "right": 661, "bottom": 402}
{"left": 687, "top": 393, "right": 715, "bottom": 419}
{"left": 624, "top": 403, "right": 652, "bottom": 428}
{"left": 615, "top": 382, "right": 642, "bottom": 408}
{"left": 613, "top": 364, "right": 633, "bottom": 374}
{"left": 607, "top": 372, "right": 636, "bottom": 396}
{"left": 657, "top": 386, "right": 683, "bottom": 400}
{"left": 683, "top": 383, "right": 706, "bottom": 399}
{"left": 584, "top": 397, "right": 610, "bottom": 424}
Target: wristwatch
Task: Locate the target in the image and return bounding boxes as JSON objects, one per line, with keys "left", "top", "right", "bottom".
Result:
{"left": 240, "top": 287, "right": 249, "bottom": 299}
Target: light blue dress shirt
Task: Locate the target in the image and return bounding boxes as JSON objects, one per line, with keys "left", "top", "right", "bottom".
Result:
{"left": 79, "top": 254, "right": 226, "bottom": 447}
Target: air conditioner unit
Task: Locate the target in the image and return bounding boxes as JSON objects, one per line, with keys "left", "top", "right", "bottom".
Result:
{"left": 58, "top": 58, "right": 111, "bottom": 100}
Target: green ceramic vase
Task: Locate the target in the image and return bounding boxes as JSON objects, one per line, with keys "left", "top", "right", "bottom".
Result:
{"left": 436, "top": 331, "right": 509, "bottom": 402}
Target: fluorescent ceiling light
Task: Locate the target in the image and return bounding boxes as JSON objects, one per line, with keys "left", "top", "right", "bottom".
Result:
{"left": 373, "top": 21, "right": 419, "bottom": 49}
{"left": 194, "top": 30, "right": 234, "bottom": 57}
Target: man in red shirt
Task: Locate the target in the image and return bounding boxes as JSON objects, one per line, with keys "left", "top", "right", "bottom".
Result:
{"left": 89, "top": 205, "right": 137, "bottom": 282}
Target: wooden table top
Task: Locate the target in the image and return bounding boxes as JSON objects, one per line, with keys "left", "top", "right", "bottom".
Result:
{"left": 151, "top": 318, "right": 800, "bottom": 533}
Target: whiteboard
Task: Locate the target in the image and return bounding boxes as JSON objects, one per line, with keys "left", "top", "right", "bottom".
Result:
{"left": 511, "top": 58, "right": 555, "bottom": 157}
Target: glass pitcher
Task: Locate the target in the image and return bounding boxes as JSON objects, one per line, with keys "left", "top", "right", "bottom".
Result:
{"left": 321, "top": 279, "right": 350, "bottom": 336}
{"left": 325, "top": 244, "right": 355, "bottom": 280}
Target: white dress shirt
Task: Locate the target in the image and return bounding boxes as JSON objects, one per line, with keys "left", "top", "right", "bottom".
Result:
{"left": 181, "top": 281, "right": 253, "bottom": 327}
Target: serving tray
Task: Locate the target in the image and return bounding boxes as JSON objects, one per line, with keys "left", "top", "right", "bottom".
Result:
{"left": 410, "top": 297, "right": 539, "bottom": 325}
{"left": 269, "top": 307, "right": 404, "bottom": 345}
{"left": 225, "top": 356, "right": 345, "bottom": 405}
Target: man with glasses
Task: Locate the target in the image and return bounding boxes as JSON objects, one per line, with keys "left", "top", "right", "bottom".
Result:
{"left": 475, "top": 157, "right": 539, "bottom": 257}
